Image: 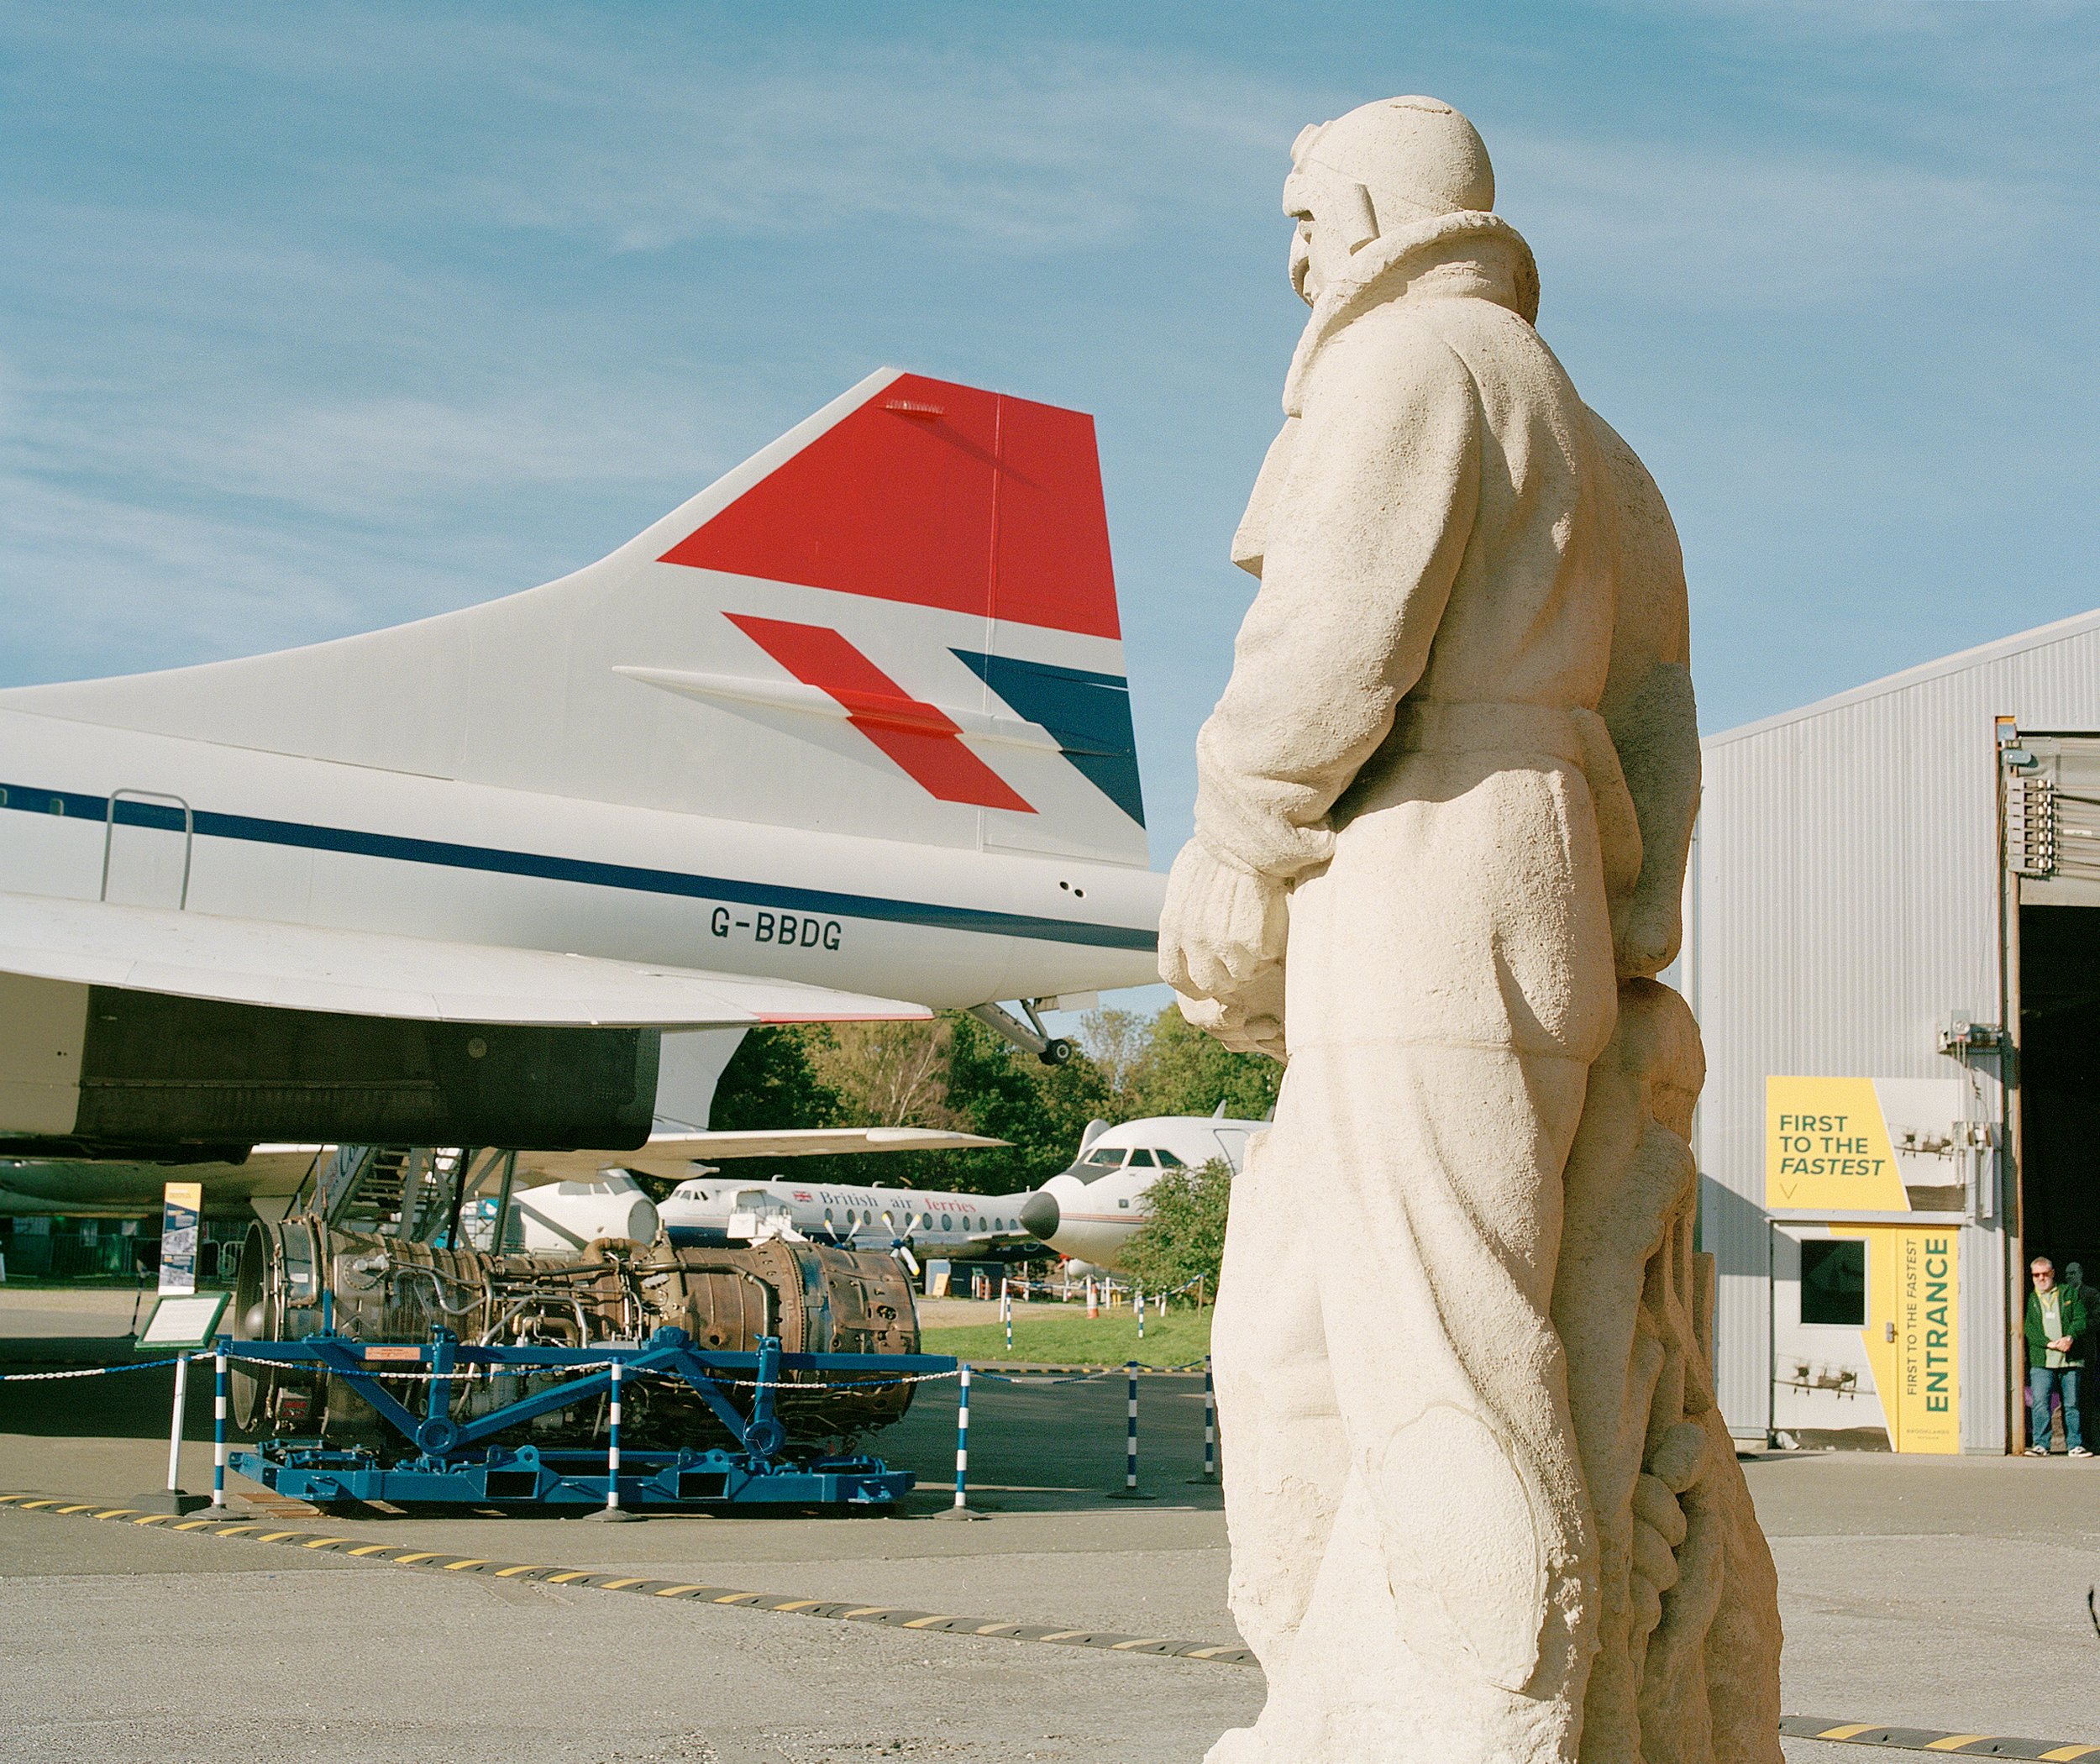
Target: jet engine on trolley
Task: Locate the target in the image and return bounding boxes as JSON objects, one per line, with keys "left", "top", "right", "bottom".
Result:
{"left": 231, "top": 1215, "right": 922, "bottom": 1456}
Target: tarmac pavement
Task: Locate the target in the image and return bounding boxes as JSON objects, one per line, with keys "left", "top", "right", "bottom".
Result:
{"left": 5, "top": 1314, "right": 2100, "bottom": 1761}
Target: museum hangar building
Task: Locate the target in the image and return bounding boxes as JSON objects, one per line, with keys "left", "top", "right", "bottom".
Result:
{"left": 1688, "top": 607, "right": 2100, "bottom": 1454}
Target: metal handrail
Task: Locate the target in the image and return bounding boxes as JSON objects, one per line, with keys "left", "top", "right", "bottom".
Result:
{"left": 100, "top": 787, "right": 194, "bottom": 908}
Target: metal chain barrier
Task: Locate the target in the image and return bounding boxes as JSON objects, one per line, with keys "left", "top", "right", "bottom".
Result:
{"left": 0, "top": 1356, "right": 193, "bottom": 1383}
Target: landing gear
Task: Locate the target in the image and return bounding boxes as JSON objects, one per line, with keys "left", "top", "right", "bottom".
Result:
{"left": 967, "top": 1000, "right": 1075, "bottom": 1067}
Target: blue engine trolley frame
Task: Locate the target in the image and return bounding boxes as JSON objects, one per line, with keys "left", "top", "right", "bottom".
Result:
{"left": 219, "top": 1327, "right": 953, "bottom": 1510}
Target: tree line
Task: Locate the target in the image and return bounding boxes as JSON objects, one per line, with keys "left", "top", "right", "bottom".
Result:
{"left": 703, "top": 1005, "right": 1281, "bottom": 1196}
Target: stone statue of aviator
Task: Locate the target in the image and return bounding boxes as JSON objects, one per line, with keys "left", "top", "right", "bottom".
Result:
{"left": 1160, "top": 96, "right": 1782, "bottom": 1764}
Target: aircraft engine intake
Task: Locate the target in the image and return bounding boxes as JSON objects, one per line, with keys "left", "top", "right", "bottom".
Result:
{"left": 231, "top": 1215, "right": 920, "bottom": 1453}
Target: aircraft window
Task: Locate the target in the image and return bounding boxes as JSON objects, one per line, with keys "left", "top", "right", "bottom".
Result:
{"left": 1155, "top": 1148, "right": 1184, "bottom": 1168}
{"left": 1127, "top": 1149, "right": 1156, "bottom": 1168}
{"left": 1118, "top": 1198, "right": 1131, "bottom": 1209}
{"left": 976, "top": 1216, "right": 987, "bottom": 1231}
{"left": 940, "top": 1215, "right": 953, "bottom": 1231}
{"left": 1082, "top": 1146, "right": 1123, "bottom": 1167}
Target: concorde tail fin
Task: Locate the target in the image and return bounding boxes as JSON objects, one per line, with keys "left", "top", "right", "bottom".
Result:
{"left": 0, "top": 370, "right": 1149, "bottom": 867}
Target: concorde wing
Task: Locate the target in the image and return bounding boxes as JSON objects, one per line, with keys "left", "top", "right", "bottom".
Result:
{"left": 517, "top": 1126, "right": 1010, "bottom": 1182}
{"left": 0, "top": 890, "right": 927, "bottom": 1029}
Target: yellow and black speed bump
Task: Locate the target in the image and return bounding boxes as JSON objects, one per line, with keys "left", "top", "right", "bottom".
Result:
{"left": 0, "top": 1494, "right": 1256, "bottom": 1667}
{"left": 8, "top": 1494, "right": 2097, "bottom": 1755}
{"left": 1779, "top": 1716, "right": 2100, "bottom": 1759}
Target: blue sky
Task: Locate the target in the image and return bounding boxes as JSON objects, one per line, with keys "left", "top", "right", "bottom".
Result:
{"left": 3, "top": 1, "right": 2097, "bottom": 888}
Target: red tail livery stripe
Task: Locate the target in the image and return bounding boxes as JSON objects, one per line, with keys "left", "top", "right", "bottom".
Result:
{"left": 661, "top": 375, "right": 1121, "bottom": 641}
{"left": 726, "top": 615, "right": 1034, "bottom": 814}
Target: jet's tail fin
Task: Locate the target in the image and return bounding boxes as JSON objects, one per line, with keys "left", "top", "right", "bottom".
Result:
{"left": 3, "top": 370, "right": 1148, "bottom": 865}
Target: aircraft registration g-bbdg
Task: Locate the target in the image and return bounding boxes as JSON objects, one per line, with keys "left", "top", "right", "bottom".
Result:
{"left": 0, "top": 369, "right": 1163, "bottom": 1215}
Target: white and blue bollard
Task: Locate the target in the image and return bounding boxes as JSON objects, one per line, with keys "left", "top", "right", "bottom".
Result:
{"left": 938, "top": 1363, "right": 988, "bottom": 1520}
{"left": 589, "top": 1356, "right": 639, "bottom": 1522}
{"left": 1204, "top": 1356, "right": 1217, "bottom": 1478}
{"left": 1001, "top": 1283, "right": 1013, "bottom": 1354}
{"left": 210, "top": 1343, "right": 229, "bottom": 1510}
{"left": 1136, "top": 1289, "right": 1146, "bottom": 1340}
{"left": 1188, "top": 1354, "right": 1217, "bottom": 1485}
{"left": 1110, "top": 1359, "right": 1152, "bottom": 1499}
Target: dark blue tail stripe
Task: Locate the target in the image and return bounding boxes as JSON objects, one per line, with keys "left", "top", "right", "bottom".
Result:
{"left": 949, "top": 653, "right": 1145, "bottom": 827}
{"left": 0, "top": 782, "right": 1156, "bottom": 952}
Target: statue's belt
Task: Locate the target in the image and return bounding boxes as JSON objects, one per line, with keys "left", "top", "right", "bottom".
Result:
{"left": 1392, "top": 700, "right": 1593, "bottom": 766}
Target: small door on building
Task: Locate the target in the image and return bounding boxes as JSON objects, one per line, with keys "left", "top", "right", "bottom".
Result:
{"left": 1773, "top": 1222, "right": 1962, "bottom": 1452}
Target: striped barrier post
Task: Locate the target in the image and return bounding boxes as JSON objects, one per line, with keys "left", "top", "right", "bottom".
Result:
{"left": 590, "top": 1357, "right": 639, "bottom": 1522}
{"left": 1002, "top": 1284, "right": 1013, "bottom": 1354}
{"left": 1127, "top": 1362, "right": 1138, "bottom": 1487}
{"left": 1205, "top": 1357, "right": 1217, "bottom": 1478}
{"left": 1109, "top": 1360, "right": 1152, "bottom": 1499}
{"left": 1086, "top": 1278, "right": 1098, "bottom": 1320}
{"left": 1136, "top": 1289, "right": 1146, "bottom": 1340}
{"left": 209, "top": 1342, "right": 229, "bottom": 1510}
{"left": 938, "top": 1362, "right": 987, "bottom": 1520}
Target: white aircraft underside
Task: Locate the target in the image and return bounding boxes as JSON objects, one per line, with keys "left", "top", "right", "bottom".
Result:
{"left": 0, "top": 368, "right": 1164, "bottom": 1207}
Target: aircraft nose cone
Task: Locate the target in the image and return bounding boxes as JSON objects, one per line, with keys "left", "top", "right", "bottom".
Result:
{"left": 1018, "top": 1189, "right": 1061, "bottom": 1241}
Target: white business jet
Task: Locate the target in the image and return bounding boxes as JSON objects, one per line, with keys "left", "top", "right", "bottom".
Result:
{"left": 0, "top": 370, "right": 1163, "bottom": 1215}
{"left": 1017, "top": 1112, "right": 1268, "bottom": 1273}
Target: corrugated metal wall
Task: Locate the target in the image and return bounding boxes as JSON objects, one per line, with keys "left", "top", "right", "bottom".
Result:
{"left": 1691, "top": 610, "right": 2100, "bottom": 1448}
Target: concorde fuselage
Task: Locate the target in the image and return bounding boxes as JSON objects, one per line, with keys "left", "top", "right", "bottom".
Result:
{"left": 0, "top": 701, "right": 1162, "bottom": 1016}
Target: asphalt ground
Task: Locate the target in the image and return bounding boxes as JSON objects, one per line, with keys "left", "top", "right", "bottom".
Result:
{"left": 6, "top": 1315, "right": 2100, "bottom": 1761}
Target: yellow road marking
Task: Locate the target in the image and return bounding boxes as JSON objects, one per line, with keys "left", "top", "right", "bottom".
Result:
{"left": 1925, "top": 1740, "right": 1991, "bottom": 1754}
{"left": 714, "top": 1592, "right": 762, "bottom": 1604}
{"left": 2040, "top": 1747, "right": 2100, "bottom": 1761}
{"left": 599, "top": 1578, "right": 648, "bottom": 1590}
{"left": 493, "top": 1566, "right": 544, "bottom": 1578}
{"left": 441, "top": 1559, "right": 491, "bottom": 1572}
{"left": 843, "top": 1606, "right": 893, "bottom": 1618}
{"left": 55, "top": 1504, "right": 97, "bottom": 1514}
{"left": 1185, "top": 1646, "right": 1238, "bottom": 1658}
{"left": 255, "top": 1531, "right": 303, "bottom": 1542}
{"left": 0, "top": 1494, "right": 34, "bottom": 1504}
{"left": 16, "top": 1500, "right": 59, "bottom": 1509}
{"left": 173, "top": 1520, "right": 218, "bottom": 1530}
{"left": 1814, "top": 1727, "right": 1877, "bottom": 1741}
{"left": 210, "top": 1525, "right": 258, "bottom": 1536}
{"left": 302, "top": 1538, "right": 351, "bottom": 1549}
{"left": 391, "top": 1552, "right": 443, "bottom": 1565}
{"left": 348, "top": 1546, "right": 393, "bottom": 1557}
{"left": 93, "top": 1509, "right": 137, "bottom": 1519}
{"left": 654, "top": 1584, "right": 707, "bottom": 1598}
{"left": 902, "top": 1615, "right": 954, "bottom": 1629}
{"left": 1111, "top": 1638, "right": 1170, "bottom": 1651}
{"left": 544, "top": 1571, "right": 593, "bottom": 1584}
{"left": 770, "top": 1599, "right": 825, "bottom": 1612}
{"left": 1037, "top": 1630, "right": 1094, "bottom": 1641}
{"left": 973, "top": 1622, "right": 1019, "bottom": 1635}
{"left": 133, "top": 1515, "right": 173, "bottom": 1525}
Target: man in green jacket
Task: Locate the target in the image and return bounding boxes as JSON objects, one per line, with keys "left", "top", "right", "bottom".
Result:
{"left": 2026, "top": 1257, "right": 2090, "bottom": 1457}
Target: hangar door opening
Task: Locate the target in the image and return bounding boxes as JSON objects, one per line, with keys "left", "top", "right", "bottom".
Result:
{"left": 2008, "top": 734, "right": 2100, "bottom": 1332}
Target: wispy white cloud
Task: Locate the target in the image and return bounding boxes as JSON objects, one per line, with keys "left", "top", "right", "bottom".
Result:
{"left": 1503, "top": 130, "right": 2066, "bottom": 313}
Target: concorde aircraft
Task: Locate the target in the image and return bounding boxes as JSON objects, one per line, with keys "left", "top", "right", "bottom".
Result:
{"left": 1017, "top": 1111, "right": 1268, "bottom": 1273}
{"left": 0, "top": 370, "right": 1163, "bottom": 1215}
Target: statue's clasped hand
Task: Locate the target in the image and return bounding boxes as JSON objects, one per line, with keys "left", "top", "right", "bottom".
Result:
{"left": 1158, "top": 838, "right": 1291, "bottom": 1062}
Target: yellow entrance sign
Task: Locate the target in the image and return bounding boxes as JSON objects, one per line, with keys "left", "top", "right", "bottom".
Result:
{"left": 1839, "top": 1225, "right": 1960, "bottom": 1453}
{"left": 1766, "top": 1077, "right": 1906, "bottom": 1212}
